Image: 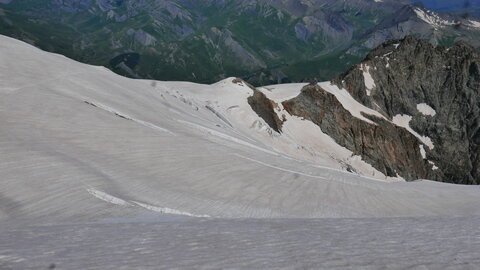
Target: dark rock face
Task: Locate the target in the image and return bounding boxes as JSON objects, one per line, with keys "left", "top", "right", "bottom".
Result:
{"left": 332, "top": 36, "right": 480, "bottom": 184}
{"left": 247, "top": 88, "right": 284, "bottom": 133}
{"left": 282, "top": 84, "right": 437, "bottom": 181}
{"left": 243, "top": 35, "right": 478, "bottom": 184}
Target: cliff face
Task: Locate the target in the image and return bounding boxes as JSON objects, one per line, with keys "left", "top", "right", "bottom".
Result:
{"left": 282, "top": 84, "right": 438, "bottom": 181}
{"left": 275, "top": 36, "right": 480, "bottom": 184}
{"left": 248, "top": 88, "right": 284, "bottom": 133}
{"left": 330, "top": 36, "right": 480, "bottom": 184}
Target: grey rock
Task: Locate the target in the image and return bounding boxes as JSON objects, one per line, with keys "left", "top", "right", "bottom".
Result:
{"left": 246, "top": 79, "right": 284, "bottom": 133}
{"left": 334, "top": 35, "right": 480, "bottom": 184}
{"left": 282, "top": 84, "right": 436, "bottom": 181}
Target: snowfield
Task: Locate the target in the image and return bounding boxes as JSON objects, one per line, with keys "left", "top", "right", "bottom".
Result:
{"left": 2, "top": 216, "right": 480, "bottom": 270}
{"left": 1, "top": 35, "right": 480, "bottom": 269}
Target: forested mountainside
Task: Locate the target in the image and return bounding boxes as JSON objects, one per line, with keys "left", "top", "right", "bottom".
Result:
{"left": 1, "top": 0, "right": 480, "bottom": 85}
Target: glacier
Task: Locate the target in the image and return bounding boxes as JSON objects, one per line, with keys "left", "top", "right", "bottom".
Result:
{"left": 1, "top": 35, "right": 480, "bottom": 269}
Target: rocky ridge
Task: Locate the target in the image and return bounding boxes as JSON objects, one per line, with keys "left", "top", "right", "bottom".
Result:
{"left": 282, "top": 84, "right": 436, "bottom": 181}
{"left": 333, "top": 35, "right": 480, "bottom": 184}
{"left": 249, "top": 36, "right": 479, "bottom": 184}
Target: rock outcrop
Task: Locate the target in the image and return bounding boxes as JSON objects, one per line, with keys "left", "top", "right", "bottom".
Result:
{"left": 282, "top": 84, "right": 438, "bottom": 181}
{"left": 330, "top": 35, "right": 480, "bottom": 184}
{"left": 246, "top": 86, "right": 284, "bottom": 133}
{"left": 244, "top": 36, "right": 478, "bottom": 184}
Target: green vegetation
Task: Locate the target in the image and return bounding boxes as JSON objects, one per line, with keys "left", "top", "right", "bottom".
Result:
{"left": 1, "top": 0, "right": 478, "bottom": 86}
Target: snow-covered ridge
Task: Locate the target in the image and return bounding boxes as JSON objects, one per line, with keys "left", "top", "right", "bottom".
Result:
{"left": 2, "top": 34, "right": 480, "bottom": 223}
{"left": 414, "top": 8, "right": 454, "bottom": 29}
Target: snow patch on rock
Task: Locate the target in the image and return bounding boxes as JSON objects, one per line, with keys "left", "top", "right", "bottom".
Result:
{"left": 428, "top": 160, "right": 439, "bottom": 170}
{"left": 360, "top": 64, "right": 376, "bottom": 96}
{"left": 258, "top": 83, "right": 308, "bottom": 103}
{"left": 417, "top": 103, "right": 436, "bottom": 116}
{"left": 419, "top": 145, "right": 427, "bottom": 159}
{"left": 318, "top": 82, "right": 385, "bottom": 124}
{"left": 392, "top": 114, "right": 434, "bottom": 149}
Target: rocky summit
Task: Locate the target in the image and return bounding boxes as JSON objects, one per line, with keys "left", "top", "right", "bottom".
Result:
{"left": 272, "top": 36, "right": 479, "bottom": 184}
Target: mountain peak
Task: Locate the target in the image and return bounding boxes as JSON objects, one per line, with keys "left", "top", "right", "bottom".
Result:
{"left": 332, "top": 36, "right": 480, "bottom": 184}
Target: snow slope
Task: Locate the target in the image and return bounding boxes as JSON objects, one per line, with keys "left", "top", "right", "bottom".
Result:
{"left": 1, "top": 34, "right": 480, "bottom": 223}
{"left": 2, "top": 34, "right": 480, "bottom": 269}
{"left": 2, "top": 216, "right": 480, "bottom": 270}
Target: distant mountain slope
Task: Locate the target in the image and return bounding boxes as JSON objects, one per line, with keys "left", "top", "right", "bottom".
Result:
{"left": 412, "top": 0, "right": 480, "bottom": 18}
{"left": 412, "top": 0, "right": 480, "bottom": 10}
{"left": 1, "top": 0, "right": 480, "bottom": 85}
